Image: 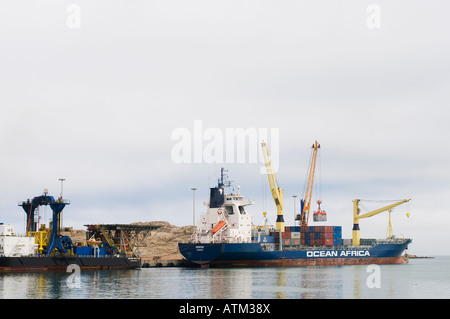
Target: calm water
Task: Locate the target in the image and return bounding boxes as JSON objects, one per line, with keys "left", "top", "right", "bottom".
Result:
{"left": 1, "top": 256, "right": 449, "bottom": 299}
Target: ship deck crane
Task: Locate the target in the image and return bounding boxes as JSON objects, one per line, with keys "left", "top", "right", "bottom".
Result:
{"left": 297, "top": 141, "right": 324, "bottom": 226}
{"left": 261, "top": 140, "right": 284, "bottom": 232}
{"left": 352, "top": 198, "right": 411, "bottom": 245}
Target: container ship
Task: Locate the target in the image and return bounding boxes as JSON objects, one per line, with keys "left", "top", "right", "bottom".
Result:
{"left": 179, "top": 144, "right": 412, "bottom": 268}
{"left": 0, "top": 191, "right": 156, "bottom": 271}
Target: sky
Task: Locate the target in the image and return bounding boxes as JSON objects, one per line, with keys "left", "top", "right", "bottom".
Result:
{"left": 1, "top": 0, "right": 449, "bottom": 256}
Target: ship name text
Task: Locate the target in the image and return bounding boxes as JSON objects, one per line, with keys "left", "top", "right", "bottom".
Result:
{"left": 306, "top": 250, "right": 370, "bottom": 257}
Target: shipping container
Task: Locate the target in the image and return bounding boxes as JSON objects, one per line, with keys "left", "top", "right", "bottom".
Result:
{"left": 253, "top": 228, "right": 271, "bottom": 236}
{"left": 291, "top": 226, "right": 300, "bottom": 232}
{"left": 321, "top": 232, "right": 332, "bottom": 239}
{"left": 98, "top": 247, "right": 108, "bottom": 256}
{"left": 252, "top": 236, "right": 275, "bottom": 243}
{"left": 333, "top": 226, "right": 342, "bottom": 233}
{"left": 282, "top": 232, "right": 291, "bottom": 239}
{"left": 315, "top": 226, "right": 324, "bottom": 233}
{"left": 324, "top": 226, "right": 334, "bottom": 233}
{"left": 75, "top": 246, "right": 92, "bottom": 256}
{"left": 283, "top": 239, "right": 291, "bottom": 245}
{"left": 324, "top": 239, "right": 334, "bottom": 246}
{"left": 291, "top": 232, "right": 300, "bottom": 239}
{"left": 291, "top": 239, "right": 300, "bottom": 245}
{"left": 333, "top": 239, "right": 342, "bottom": 246}
{"left": 261, "top": 236, "right": 275, "bottom": 243}
{"left": 342, "top": 239, "right": 352, "bottom": 245}
{"left": 333, "top": 232, "right": 342, "bottom": 239}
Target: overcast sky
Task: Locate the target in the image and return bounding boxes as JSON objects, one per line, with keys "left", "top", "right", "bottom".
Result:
{"left": 1, "top": 1, "right": 449, "bottom": 255}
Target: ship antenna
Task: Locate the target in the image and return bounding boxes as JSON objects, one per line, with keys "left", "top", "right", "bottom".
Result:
{"left": 219, "top": 168, "right": 230, "bottom": 188}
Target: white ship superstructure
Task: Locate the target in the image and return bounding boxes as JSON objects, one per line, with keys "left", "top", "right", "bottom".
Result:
{"left": 193, "top": 169, "right": 254, "bottom": 244}
{"left": 0, "top": 224, "right": 36, "bottom": 257}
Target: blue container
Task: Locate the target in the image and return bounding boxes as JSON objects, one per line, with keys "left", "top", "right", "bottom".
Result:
{"left": 75, "top": 246, "right": 92, "bottom": 256}
{"left": 333, "top": 232, "right": 342, "bottom": 239}
{"left": 315, "top": 232, "right": 321, "bottom": 239}
{"left": 253, "top": 236, "right": 275, "bottom": 243}
{"left": 305, "top": 232, "right": 311, "bottom": 239}
{"left": 334, "top": 239, "right": 342, "bottom": 246}
{"left": 333, "top": 226, "right": 342, "bottom": 233}
{"left": 291, "top": 226, "right": 300, "bottom": 232}
{"left": 309, "top": 226, "right": 315, "bottom": 232}
{"left": 304, "top": 238, "right": 311, "bottom": 245}
{"left": 260, "top": 236, "right": 275, "bottom": 243}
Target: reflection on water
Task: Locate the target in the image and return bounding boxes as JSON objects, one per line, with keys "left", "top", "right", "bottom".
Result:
{"left": 1, "top": 258, "right": 449, "bottom": 298}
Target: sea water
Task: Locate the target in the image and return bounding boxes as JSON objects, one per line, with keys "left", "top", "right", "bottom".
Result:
{"left": 0, "top": 256, "right": 449, "bottom": 299}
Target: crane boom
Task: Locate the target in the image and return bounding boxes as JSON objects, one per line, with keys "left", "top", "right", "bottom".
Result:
{"left": 299, "top": 141, "right": 321, "bottom": 226}
{"left": 261, "top": 140, "right": 284, "bottom": 232}
{"left": 352, "top": 198, "right": 411, "bottom": 245}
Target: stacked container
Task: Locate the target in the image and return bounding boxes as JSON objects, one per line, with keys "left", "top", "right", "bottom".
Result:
{"left": 271, "top": 225, "right": 343, "bottom": 246}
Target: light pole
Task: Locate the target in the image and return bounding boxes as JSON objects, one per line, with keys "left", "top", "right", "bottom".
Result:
{"left": 293, "top": 195, "right": 297, "bottom": 225}
{"left": 191, "top": 188, "right": 197, "bottom": 226}
{"left": 59, "top": 178, "right": 66, "bottom": 199}
{"left": 59, "top": 178, "right": 66, "bottom": 231}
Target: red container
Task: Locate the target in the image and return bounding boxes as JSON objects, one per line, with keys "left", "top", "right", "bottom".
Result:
{"left": 324, "top": 239, "right": 334, "bottom": 246}
{"left": 323, "top": 232, "right": 333, "bottom": 239}
{"left": 282, "top": 232, "right": 291, "bottom": 239}
{"left": 315, "top": 226, "right": 324, "bottom": 233}
{"left": 324, "top": 226, "right": 333, "bottom": 233}
{"left": 300, "top": 226, "right": 311, "bottom": 232}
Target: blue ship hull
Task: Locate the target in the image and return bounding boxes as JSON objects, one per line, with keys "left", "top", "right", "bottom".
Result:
{"left": 178, "top": 239, "right": 412, "bottom": 267}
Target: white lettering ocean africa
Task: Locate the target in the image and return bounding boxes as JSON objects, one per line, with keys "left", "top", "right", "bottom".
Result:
{"left": 306, "top": 250, "right": 370, "bottom": 257}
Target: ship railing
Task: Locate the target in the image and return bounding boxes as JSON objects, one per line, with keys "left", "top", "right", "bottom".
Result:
{"left": 375, "top": 238, "right": 410, "bottom": 245}
{"left": 264, "top": 244, "right": 377, "bottom": 252}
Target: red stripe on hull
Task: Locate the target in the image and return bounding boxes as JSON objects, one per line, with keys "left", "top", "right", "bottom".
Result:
{"left": 198, "top": 257, "right": 407, "bottom": 268}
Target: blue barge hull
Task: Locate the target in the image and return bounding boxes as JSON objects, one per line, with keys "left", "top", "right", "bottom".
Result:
{"left": 178, "top": 239, "right": 412, "bottom": 267}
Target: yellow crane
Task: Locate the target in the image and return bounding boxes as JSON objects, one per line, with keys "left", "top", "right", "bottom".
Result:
{"left": 298, "top": 141, "right": 322, "bottom": 226}
{"left": 261, "top": 140, "right": 284, "bottom": 232}
{"left": 352, "top": 198, "right": 411, "bottom": 245}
